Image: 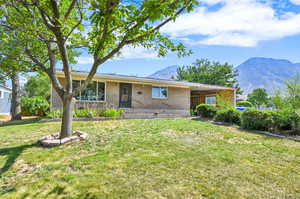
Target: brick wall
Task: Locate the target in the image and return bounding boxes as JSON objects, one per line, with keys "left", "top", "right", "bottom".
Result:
{"left": 51, "top": 78, "right": 191, "bottom": 114}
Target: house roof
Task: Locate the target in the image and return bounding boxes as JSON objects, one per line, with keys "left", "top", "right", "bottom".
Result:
{"left": 56, "top": 71, "right": 235, "bottom": 91}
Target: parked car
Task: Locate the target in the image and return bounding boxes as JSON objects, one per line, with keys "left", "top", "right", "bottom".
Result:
{"left": 236, "top": 106, "right": 247, "bottom": 111}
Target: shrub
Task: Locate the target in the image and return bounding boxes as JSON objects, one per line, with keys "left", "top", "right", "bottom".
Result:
{"left": 242, "top": 109, "right": 300, "bottom": 133}
{"left": 237, "top": 100, "right": 253, "bottom": 107}
{"left": 215, "top": 109, "right": 241, "bottom": 125}
{"left": 100, "top": 108, "right": 125, "bottom": 117}
{"left": 190, "top": 109, "right": 197, "bottom": 116}
{"left": 21, "top": 96, "right": 49, "bottom": 116}
{"left": 46, "top": 110, "right": 62, "bottom": 119}
{"left": 241, "top": 109, "right": 278, "bottom": 132}
{"left": 74, "top": 109, "right": 98, "bottom": 118}
{"left": 196, "top": 104, "right": 217, "bottom": 118}
{"left": 273, "top": 110, "right": 300, "bottom": 131}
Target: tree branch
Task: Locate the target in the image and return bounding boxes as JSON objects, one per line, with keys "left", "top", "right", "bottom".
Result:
{"left": 64, "top": 0, "right": 77, "bottom": 20}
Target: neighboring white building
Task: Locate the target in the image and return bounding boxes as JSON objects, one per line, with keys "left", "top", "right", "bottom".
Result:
{"left": 0, "top": 85, "right": 12, "bottom": 115}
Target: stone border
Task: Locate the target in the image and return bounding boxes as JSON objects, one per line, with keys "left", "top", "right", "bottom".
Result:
{"left": 39, "top": 131, "right": 88, "bottom": 147}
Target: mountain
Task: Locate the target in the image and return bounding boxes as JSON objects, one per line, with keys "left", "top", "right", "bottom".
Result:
{"left": 148, "top": 57, "right": 300, "bottom": 97}
{"left": 148, "top": 65, "right": 178, "bottom": 79}
{"left": 237, "top": 57, "right": 300, "bottom": 96}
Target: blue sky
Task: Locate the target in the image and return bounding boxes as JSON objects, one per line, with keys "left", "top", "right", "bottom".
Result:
{"left": 74, "top": 0, "right": 300, "bottom": 77}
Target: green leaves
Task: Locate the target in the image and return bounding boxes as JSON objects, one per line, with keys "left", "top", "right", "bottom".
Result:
{"left": 1, "top": 0, "right": 197, "bottom": 135}
{"left": 177, "top": 58, "right": 242, "bottom": 93}
{"left": 247, "top": 88, "right": 269, "bottom": 107}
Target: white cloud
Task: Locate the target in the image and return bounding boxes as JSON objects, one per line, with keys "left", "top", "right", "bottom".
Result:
{"left": 75, "top": 46, "right": 157, "bottom": 64}
{"left": 119, "top": 46, "right": 157, "bottom": 59}
{"left": 290, "top": 0, "right": 300, "bottom": 5}
{"left": 161, "top": 0, "right": 300, "bottom": 47}
{"left": 76, "top": 56, "right": 94, "bottom": 65}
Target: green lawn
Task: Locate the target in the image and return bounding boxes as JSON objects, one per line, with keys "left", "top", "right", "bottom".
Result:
{"left": 0, "top": 119, "right": 299, "bottom": 199}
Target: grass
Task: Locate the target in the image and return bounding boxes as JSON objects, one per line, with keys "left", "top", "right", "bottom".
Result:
{"left": 0, "top": 118, "right": 300, "bottom": 199}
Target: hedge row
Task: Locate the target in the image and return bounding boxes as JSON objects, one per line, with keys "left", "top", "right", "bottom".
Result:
{"left": 196, "top": 104, "right": 300, "bottom": 134}
{"left": 241, "top": 109, "right": 300, "bottom": 133}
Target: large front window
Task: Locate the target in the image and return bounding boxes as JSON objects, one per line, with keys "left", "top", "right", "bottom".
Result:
{"left": 72, "top": 80, "right": 105, "bottom": 101}
{"left": 205, "top": 95, "right": 216, "bottom": 105}
{"left": 152, "top": 87, "right": 168, "bottom": 99}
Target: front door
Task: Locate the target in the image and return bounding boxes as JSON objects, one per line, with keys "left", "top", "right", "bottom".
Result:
{"left": 119, "top": 83, "right": 132, "bottom": 108}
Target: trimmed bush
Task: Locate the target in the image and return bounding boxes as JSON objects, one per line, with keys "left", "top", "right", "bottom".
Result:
{"left": 237, "top": 100, "right": 253, "bottom": 107}
{"left": 196, "top": 104, "right": 217, "bottom": 118}
{"left": 241, "top": 109, "right": 277, "bottom": 131}
{"left": 215, "top": 109, "right": 241, "bottom": 125}
{"left": 241, "top": 109, "right": 300, "bottom": 134}
{"left": 21, "top": 96, "right": 49, "bottom": 116}
{"left": 273, "top": 110, "right": 300, "bottom": 132}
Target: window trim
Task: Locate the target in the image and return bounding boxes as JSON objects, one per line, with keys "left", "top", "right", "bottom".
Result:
{"left": 73, "top": 80, "right": 106, "bottom": 102}
{"left": 205, "top": 95, "right": 217, "bottom": 105}
{"left": 152, "top": 87, "right": 168, "bottom": 99}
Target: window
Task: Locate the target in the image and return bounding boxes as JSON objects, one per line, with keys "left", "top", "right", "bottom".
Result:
{"left": 0, "top": 90, "right": 3, "bottom": 99}
{"left": 72, "top": 80, "right": 105, "bottom": 101}
{"left": 205, "top": 95, "right": 216, "bottom": 105}
{"left": 72, "top": 80, "right": 81, "bottom": 100}
{"left": 152, "top": 87, "right": 168, "bottom": 99}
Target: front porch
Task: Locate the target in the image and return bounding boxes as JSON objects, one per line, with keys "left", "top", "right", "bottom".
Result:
{"left": 190, "top": 86, "right": 236, "bottom": 109}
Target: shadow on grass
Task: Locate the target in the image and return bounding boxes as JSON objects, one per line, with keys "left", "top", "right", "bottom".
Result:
{"left": 0, "top": 143, "right": 39, "bottom": 177}
{"left": 0, "top": 118, "right": 43, "bottom": 127}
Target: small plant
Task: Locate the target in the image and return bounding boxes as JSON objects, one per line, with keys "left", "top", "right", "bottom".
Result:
{"left": 21, "top": 96, "right": 49, "bottom": 116}
{"left": 196, "top": 104, "right": 217, "bottom": 118}
{"left": 46, "top": 110, "right": 63, "bottom": 119}
{"left": 237, "top": 100, "right": 253, "bottom": 107}
{"left": 46, "top": 108, "right": 125, "bottom": 119}
{"left": 101, "top": 108, "right": 125, "bottom": 117}
{"left": 215, "top": 109, "right": 241, "bottom": 125}
{"left": 190, "top": 109, "right": 197, "bottom": 116}
{"left": 74, "top": 109, "right": 98, "bottom": 118}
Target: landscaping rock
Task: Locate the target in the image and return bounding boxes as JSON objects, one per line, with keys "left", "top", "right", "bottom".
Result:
{"left": 39, "top": 131, "right": 88, "bottom": 147}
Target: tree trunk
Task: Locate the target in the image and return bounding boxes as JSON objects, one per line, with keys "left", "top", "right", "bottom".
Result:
{"left": 60, "top": 96, "right": 74, "bottom": 138}
{"left": 10, "top": 73, "right": 22, "bottom": 121}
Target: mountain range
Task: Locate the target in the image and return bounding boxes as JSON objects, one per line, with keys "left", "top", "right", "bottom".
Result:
{"left": 148, "top": 57, "right": 300, "bottom": 97}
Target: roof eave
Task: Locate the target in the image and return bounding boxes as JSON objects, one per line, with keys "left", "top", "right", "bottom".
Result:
{"left": 55, "top": 71, "right": 235, "bottom": 90}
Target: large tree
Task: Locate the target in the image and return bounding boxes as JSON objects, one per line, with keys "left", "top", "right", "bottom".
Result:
{"left": 0, "top": 39, "right": 36, "bottom": 120}
{"left": 247, "top": 88, "right": 269, "bottom": 108}
{"left": 0, "top": 25, "right": 43, "bottom": 120}
{"left": 177, "top": 59, "right": 242, "bottom": 94}
{"left": 24, "top": 73, "right": 51, "bottom": 99}
{"left": 0, "top": 0, "right": 197, "bottom": 138}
